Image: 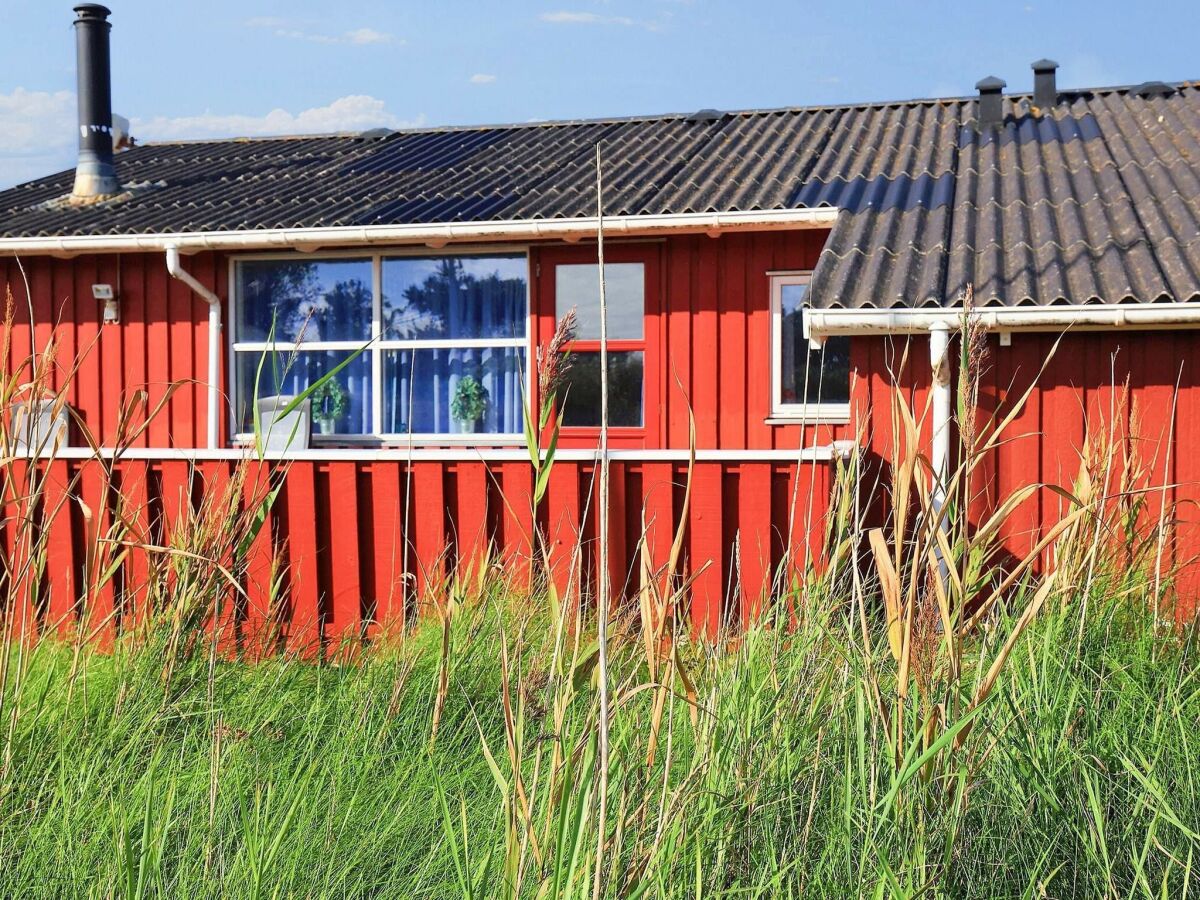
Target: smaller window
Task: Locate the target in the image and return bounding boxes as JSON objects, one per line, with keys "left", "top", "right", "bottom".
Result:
{"left": 771, "top": 273, "right": 851, "bottom": 420}
{"left": 553, "top": 262, "right": 646, "bottom": 429}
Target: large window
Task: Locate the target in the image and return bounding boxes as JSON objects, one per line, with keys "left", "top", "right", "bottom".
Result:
{"left": 232, "top": 252, "right": 529, "bottom": 441}
{"left": 770, "top": 273, "right": 851, "bottom": 420}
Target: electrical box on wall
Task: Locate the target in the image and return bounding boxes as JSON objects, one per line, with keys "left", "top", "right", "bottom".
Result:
{"left": 92, "top": 283, "right": 118, "bottom": 324}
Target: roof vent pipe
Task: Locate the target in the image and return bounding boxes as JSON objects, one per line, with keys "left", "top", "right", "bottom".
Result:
{"left": 71, "top": 4, "right": 120, "bottom": 199}
{"left": 1032, "top": 59, "right": 1059, "bottom": 109}
{"left": 975, "top": 75, "right": 1006, "bottom": 130}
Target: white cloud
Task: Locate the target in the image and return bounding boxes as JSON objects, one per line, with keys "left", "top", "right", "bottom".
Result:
{"left": 0, "top": 89, "right": 423, "bottom": 188}
{"left": 132, "top": 95, "right": 424, "bottom": 140}
{"left": 343, "top": 28, "right": 394, "bottom": 45}
{"left": 0, "top": 87, "right": 77, "bottom": 186}
{"left": 469, "top": 73, "right": 497, "bottom": 85}
{"left": 537, "top": 10, "right": 662, "bottom": 29}
{"left": 245, "top": 17, "right": 399, "bottom": 45}
{"left": 540, "top": 10, "right": 637, "bottom": 25}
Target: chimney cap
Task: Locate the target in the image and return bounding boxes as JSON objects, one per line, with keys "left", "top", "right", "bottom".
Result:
{"left": 1031, "top": 58, "right": 1059, "bottom": 72}
{"left": 73, "top": 3, "right": 112, "bottom": 18}
{"left": 975, "top": 75, "right": 1006, "bottom": 91}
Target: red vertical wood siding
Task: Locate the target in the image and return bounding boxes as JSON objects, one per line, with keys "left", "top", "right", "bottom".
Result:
{"left": 5, "top": 235, "right": 1200, "bottom": 650}
{"left": 3, "top": 252, "right": 227, "bottom": 449}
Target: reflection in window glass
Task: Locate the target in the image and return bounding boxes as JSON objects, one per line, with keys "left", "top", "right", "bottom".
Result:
{"left": 555, "top": 263, "right": 644, "bottom": 340}
{"left": 235, "top": 349, "right": 372, "bottom": 435}
{"left": 779, "top": 282, "right": 851, "bottom": 405}
{"left": 559, "top": 352, "right": 643, "bottom": 427}
{"left": 383, "top": 348, "right": 526, "bottom": 435}
{"left": 382, "top": 255, "right": 527, "bottom": 340}
{"left": 236, "top": 259, "right": 372, "bottom": 343}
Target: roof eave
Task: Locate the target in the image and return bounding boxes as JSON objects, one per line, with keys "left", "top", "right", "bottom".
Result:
{"left": 0, "top": 208, "right": 840, "bottom": 256}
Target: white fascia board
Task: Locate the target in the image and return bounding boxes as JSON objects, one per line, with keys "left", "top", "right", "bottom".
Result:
{"left": 804, "top": 303, "right": 1200, "bottom": 338}
{"left": 0, "top": 208, "right": 839, "bottom": 256}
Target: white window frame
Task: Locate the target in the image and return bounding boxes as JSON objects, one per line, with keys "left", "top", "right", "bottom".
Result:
{"left": 228, "top": 246, "right": 532, "bottom": 446}
{"left": 769, "top": 271, "right": 851, "bottom": 423}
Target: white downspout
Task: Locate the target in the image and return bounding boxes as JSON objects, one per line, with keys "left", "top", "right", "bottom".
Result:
{"left": 165, "top": 245, "right": 221, "bottom": 450}
{"left": 928, "top": 322, "right": 952, "bottom": 528}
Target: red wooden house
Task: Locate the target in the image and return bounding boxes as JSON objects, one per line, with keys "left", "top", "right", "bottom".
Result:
{"left": 3, "top": 6, "right": 1200, "bottom": 646}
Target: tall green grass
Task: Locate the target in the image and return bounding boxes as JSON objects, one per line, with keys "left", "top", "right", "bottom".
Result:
{"left": 0, "top": 575, "right": 1195, "bottom": 897}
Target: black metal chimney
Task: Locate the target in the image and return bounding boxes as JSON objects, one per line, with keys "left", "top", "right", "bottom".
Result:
{"left": 71, "top": 3, "right": 119, "bottom": 199}
{"left": 975, "top": 75, "right": 1006, "bottom": 130}
{"left": 1032, "top": 59, "right": 1059, "bottom": 109}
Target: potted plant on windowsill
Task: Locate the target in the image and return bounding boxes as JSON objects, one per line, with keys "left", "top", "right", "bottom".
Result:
{"left": 450, "top": 375, "right": 489, "bottom": 433}
{"left": 311, "top": 378, "right": 348, "bottom": 435}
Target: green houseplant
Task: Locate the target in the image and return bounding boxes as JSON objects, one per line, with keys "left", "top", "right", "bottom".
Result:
{"left": 450, "top": 375, "right": 489, "bottom": 432}
{"left": 311, "top": 377, "right": 348, "bottom": 435}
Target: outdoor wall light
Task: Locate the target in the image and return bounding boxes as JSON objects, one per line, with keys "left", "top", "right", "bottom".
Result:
{"left": 92, "top": 283, "right": 119, "bottom": 324}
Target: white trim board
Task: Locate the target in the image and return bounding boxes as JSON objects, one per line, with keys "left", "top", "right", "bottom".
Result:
{"left": 21, "top": 445, "right": 848, "bottom": 463}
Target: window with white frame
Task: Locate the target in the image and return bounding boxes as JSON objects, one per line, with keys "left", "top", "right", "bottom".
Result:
{"left": 770, "top": 272, "right": 851, "bottom": 419}
{"left": 232, "top": 252, "right": 529, "bottom": 440}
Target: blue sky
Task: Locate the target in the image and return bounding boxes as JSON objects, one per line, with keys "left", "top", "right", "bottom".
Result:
{"left": 2, "top": 0, "right": 1198, "bottom": 189}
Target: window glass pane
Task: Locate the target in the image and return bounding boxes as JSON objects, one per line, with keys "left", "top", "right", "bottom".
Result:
{"left": 555, "top": 263, "right": 644, "bottom": 340}
{"left": 237, "top": 259, "right": 372, "bottom": 343}
{"left": 383, "top": 348, "right": 526, "bottom": 435}
{"left": 559, "top": 351, "right": 643, "bottom": 428}
{"left": 382, "top": 255, "right": 527, "bottom": 340}
{"left": 779, "top": 283, "right": 851, "bottom": 405}
{"left": 236, "top": 349, "right": 372, "bottom": 435}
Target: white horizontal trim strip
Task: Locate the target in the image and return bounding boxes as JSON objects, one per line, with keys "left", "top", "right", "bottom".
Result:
{"left": 0, "top": 208, "right": 839, "bottom": 256}
{"left": 232, "top": 338, "right": 528, "bottom": 352}
{"left": 20, "top": 445, "right": 844, "bottom": 463}
{"left": 805, "top": 303, "right": 1200, "bottom": 337}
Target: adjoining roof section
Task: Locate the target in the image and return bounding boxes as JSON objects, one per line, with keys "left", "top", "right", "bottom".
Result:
{"left": 1, "top": 82, "right": 1199, "bottom": 308}
{"left": 812, "top": 85, "right": 1200, "bottom": 308}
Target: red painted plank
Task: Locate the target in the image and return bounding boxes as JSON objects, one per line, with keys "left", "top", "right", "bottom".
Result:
{"left": 1, "top": 459, "right": 36, "bottom": 640}
{"left": 692, "top": 241, "right": 719, "bottom": 447}
{"left": 118, "top": 459, "right": 152, "bottom": 631}
{"left": 689, "top": 462, "right": 723, "bottom": 638}
{"left": 738, "top": 463, "right": 773, "bottom": 625}
{"left": 454, "top": 461, "right": 490, "bottom": 585}
{"left": 605, "top": 461, "right": 629, "bottom": 602}
{"left": 43, "top": 460, "right": 80, "bottom": 636}
{"left": 325, "top": 463, "right": 362, "bottom": 649}
{"left": 282, "top": 462, "right": 321, "bottom": 655}
{"left": 545, "top": 461, "right": 581, "bottom": 604}
{"left": 123, "top": 255, "right": 149, "bottom": 447}
{"left": 77, "top": 460, "right": 116, "bottom": 647}
{"left": 410, "top": 463, "right": 446, "bottom": 610}
{"left": 369, "top": 461, "right": 405, "bottom": 638}
{"left": 145, "top": 259, "right": 171, "bottom": 447}
{"left": 241, "top": 459, "right": 277, "bottom": 657}
{"left": 718, "top": 236, "right": 747, "bottom": 449}
{"left": 665, "top": 237, "right": 694, "bottom": 447}
{"left": 500, "top": 461, "right": 534, "bottom": 590}
{"left": 640, "top": 461, "right": 675, "bottom": 599}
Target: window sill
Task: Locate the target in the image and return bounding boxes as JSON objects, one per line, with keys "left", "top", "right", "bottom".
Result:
{"left": 233, "top": 434, "right": 526, "bottom": 448}
{"left": 765, "top": 415, "right": 850, "bottom": 426}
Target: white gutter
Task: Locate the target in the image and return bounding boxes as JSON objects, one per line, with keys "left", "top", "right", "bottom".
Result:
{"left": 804, "top": 303, "right": 1200, "bottom": 340}
{"left": 0, "top": 208, "right": 839, "bottom": 256}
{"left": 164, "top": 245, "right": 221, "bottom": 450}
